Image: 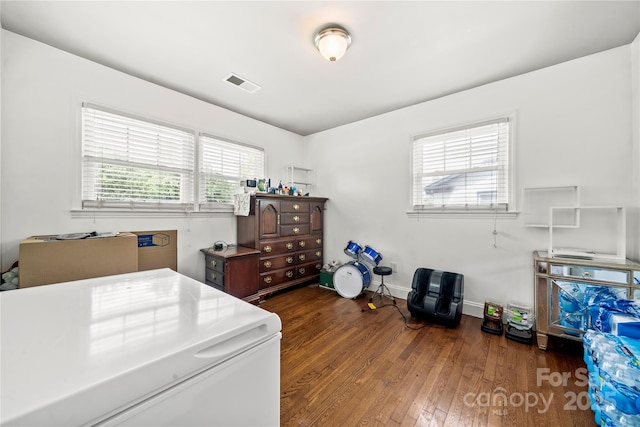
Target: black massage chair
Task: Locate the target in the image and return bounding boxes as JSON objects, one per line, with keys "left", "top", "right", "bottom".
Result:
{"left": 407, "top": 268, "right": 464, "bottom": 327}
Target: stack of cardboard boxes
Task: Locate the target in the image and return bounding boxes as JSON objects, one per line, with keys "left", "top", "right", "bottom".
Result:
{"left": 18, "top": 230, "right": 177, "bottom": 288}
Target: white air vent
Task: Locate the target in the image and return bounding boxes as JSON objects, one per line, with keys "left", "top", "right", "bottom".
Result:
{"left": 224, "top": 73, "right": 261, "bottom": 94}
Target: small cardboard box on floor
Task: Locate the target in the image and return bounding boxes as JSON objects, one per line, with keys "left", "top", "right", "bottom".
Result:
{"left": 18, "top": 233, "right": 139, "bottom": 288}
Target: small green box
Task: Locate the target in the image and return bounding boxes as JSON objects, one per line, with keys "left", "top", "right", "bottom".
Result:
{"left": 319, "top": 269, "right": 334, "bottom": 289}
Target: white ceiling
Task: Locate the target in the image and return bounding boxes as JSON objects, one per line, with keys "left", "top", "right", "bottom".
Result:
{"left": 2, "top": 1, "right": 639, "bottom": 136}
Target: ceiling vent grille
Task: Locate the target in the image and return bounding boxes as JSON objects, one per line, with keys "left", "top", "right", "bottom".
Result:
{"left": 224, "top": 73, "right": 261, "bottom": 94}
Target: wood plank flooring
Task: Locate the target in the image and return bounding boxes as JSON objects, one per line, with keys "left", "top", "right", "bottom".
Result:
{"left": 259, "top": 284, "right": 596, "bottom": 427}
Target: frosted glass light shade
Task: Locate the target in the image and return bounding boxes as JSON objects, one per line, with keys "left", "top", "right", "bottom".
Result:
{"left": 314, "top": 27, "right": 351, "bottom": 62}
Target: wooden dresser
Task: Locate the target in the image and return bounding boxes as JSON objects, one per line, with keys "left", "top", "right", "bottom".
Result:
{"left": 200, "top": 246, "right": 260, "bottom": 303}
{"left": 237, "top": 194, "right": 328, "bottom": 302}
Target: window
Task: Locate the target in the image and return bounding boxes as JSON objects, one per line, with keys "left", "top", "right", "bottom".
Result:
{"left": 82, "top": 105, "right": 195, "bottom": 210}
{"left": 81, "top": 105, "right": 265, "bottom": 213}
{"left": 199, "top": 134, "right": 264, "bottom": 208}
{"left": 412, "top": 117, "right": 512, "bottom": 211}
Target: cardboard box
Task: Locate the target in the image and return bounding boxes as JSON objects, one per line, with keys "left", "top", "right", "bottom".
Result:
{"left": 18, "top": 233, "right": 139, "bottom": 288}
{"left": 130, "top": 230, "right": 177, "bottom": 272}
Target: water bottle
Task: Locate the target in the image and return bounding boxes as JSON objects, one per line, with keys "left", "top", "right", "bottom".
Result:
{"left": 560, "top": 286, "right": 582, "bottom": 312}
{"left": 591, "top": 338, "right": 622, "bottom": 367}
{"left": 584, "top": 331, "right": 596, "bottom": 370}
{"left": 597, "top": 401, "right": 640, "bottom": 427}
{"left": 600, "top": 376, "right": 640, "bottom": 415}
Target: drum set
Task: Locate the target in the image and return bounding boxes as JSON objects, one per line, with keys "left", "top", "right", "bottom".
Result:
{"left": 333, "top": 240, "right": 383, "bottom": 299}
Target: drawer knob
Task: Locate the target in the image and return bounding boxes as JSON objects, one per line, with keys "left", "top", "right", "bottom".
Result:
{"left": 316, "top": 238, "right": 322, "bottom": 245}
{"left": 264, "top": 260, "right": 272, "bottom": 269}
{"left": 264, "top": 276, "right": 273, "bottom": 284}
{"left": 316, "top": 251, "right": 322, "bottom": 258}
{"left": 293, "top": 215, "right": 300, "bottom": 222}
{"left": 286, "top": 256, "right": 294, "bottom": 264}
{"left": 286, "top": 271, "right": 294, "bottom": 278}
{"left": 286, "top": 242, "right": 294, "bottom": 250}
{"left": 582, "top": 271, "right": 592, "bottom": 278}
{"left": 264, "top": 245, "right": 272, "bottom": 253}
{"left": 293, "top": 203, "right": 300, "bottom": 210}
{"left": 299, "top": 267, "right": 305, "bottom": 274}
{"left": 299, "top": 254, "right": 306, "bottom": 261}
{"left": 210, "top": 272, "right": 216, "bottom": 281}
{"left": 299, "top": 241, "right": 306, "bottom": 248}
{"left": 315, "top": 263, "right": 321, "bottom": 270}
{"left": 293, "top": 227, "right": 300, "bottom": 234}
{"left": 209, "top": 260, "right": 217, "bottom": 268}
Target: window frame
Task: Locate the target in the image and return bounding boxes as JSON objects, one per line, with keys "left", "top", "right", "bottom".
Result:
{"left": 198, "top": 132, "right": 265, "bottom": 211}
{"left": 78, "top": 103, "right": 265, "bottom": 216}
{"left": 409, "top": 114, "right": 517, "bottom": 217}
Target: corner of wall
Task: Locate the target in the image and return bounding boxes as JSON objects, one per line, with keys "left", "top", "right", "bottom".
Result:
{"left": 1, "top": 18, "right": 4, "bottom": 271}
{"left": 631, "top": 33, "right": 640, "bottom": 261}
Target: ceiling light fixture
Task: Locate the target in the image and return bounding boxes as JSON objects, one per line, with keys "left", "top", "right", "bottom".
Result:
{"left": 314, "top": 25, "right": 351, "bottom": 62}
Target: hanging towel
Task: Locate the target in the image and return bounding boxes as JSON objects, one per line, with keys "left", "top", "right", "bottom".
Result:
{"left": 233, "top": 192, "right": 251, "bottom": 216}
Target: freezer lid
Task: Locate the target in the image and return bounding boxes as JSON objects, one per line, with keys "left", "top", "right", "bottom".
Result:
{"left": 0, "top": 268, "right": 281, "bottom": 426}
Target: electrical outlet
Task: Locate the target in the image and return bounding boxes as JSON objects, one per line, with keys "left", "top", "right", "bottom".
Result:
{"left": 391, "top": 261, "right": 398, "bottom": 272}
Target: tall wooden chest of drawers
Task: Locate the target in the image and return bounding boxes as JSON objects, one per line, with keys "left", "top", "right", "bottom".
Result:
{"left": 237, "top": 194, "right": 328, "bottom": 302}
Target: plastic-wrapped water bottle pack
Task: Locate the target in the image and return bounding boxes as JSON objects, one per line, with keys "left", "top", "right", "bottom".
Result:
{"left": 558, "top": 283, "right": 628, "bottom": 334}
{"left": 583, "top": 330, "right": 640, "bottom": 426}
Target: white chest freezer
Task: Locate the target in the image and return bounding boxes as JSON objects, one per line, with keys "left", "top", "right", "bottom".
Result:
{"left": 0, "top": 268, "right": 282, "bottom": 426}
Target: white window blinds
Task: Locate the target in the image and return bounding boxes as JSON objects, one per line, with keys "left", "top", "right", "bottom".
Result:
{"left": 412, "top": 118, "right": 511, "bottom": 210}
{"left": 82, "top": 105, "right": 195, "bottom": 210}
{"left": 199, "top": 134, "right": 264, "bottom": 207}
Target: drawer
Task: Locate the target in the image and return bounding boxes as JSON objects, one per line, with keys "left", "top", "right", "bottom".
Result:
{"left": 260, "top": 268, "right": 296, "bottom": 289}
{"left": 260, "top": 254, "right": 296, "bottom": 273}
{"left": 549, "top": 264, "right": 629, "bottom": 284}
{"left": 205, "top": 268, "right": 224, "bottom": 287}
{"left": 281, "top": 200, "right": 309, "bottom": 213}
{"left": 295, "top": 249, "right": 323, "bottom": 264}
{"left": 296, "top": 236, "right": 322, "bottom": 250}
{"left": 260, "top": 239, "right": 296, "bottom": 255}
{"left": 296, "top": 261, "right": 322, "bottom": 279}
{"left": 205, "top": 255, "right": 225, "bottom": 273}
{"left": 205, "top": 281, "right": 223, "bottom": 292}
{"left": 281, "top": 224, "right": 310, "bottom": 237}
{"left": 281, "top": 212, "right": 309, "bottom": 225}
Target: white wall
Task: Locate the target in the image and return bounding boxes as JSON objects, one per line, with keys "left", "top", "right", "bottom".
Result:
{"left": 0, "top": 8, "right": 3, "bottom": 271}
{"left": 633, "top": 32, "right": 640, "bottom": 262}
{"left": 2, "top": 29, "right": 638, "bottom": 317}
{"left": 306, "top": 45, "right": 636, "bottom": 316}
{"left": 1, "top": 30, "right": 305, "bottom": 280}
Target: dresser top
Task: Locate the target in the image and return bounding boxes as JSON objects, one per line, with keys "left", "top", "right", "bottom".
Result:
{"left": 252, "top": 193, "right": 328, "bottom": 202}
{"left": 201, "top": 245, "right": 260, "bottom": 258}
{"left": 534, "top": 250, "right": 640, "bottom": 269}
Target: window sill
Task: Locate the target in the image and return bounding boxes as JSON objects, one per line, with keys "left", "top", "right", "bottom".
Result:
{"left": 71, "top": 207, "right": 233, "bottom": 219}
{"left": 406, "top": 210, "right": 519, "bottom": 220}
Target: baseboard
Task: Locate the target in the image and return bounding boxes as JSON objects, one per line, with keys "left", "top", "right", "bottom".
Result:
{"left": 461, "top": 300, "right": 484, "bottom": 319}
{"left": 324, "top": 279, "right": 485, "bottom": 320}
{"left": 384, "top": 282, "right": 484, "bottom": 319}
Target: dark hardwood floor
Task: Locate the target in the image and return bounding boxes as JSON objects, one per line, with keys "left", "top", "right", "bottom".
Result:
{"left": 260, "top": 284, "right": 596, "bottom": 427}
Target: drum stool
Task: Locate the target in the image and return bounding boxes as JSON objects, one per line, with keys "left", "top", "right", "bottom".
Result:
{"left": 370, "top": 266, "right": 396, "bottom": 305}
